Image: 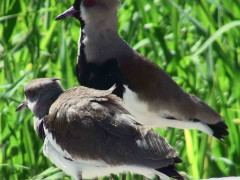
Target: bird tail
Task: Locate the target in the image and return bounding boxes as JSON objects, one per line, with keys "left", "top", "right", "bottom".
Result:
{"left": 155, "top": 163, "right": 184, "bottom": 180}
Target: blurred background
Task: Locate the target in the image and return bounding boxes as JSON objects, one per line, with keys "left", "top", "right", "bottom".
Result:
{"left": 0, "top": 0, "right": 240, "bottom": 179}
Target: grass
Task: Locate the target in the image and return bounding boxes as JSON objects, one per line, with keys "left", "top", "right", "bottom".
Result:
{"left": 0, "top": 0, "right": 240, "bottom": 179}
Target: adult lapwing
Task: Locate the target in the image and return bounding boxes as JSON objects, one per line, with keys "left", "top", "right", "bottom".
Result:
{"left": 55, "top": 0, "right": 228, "bottom": 140}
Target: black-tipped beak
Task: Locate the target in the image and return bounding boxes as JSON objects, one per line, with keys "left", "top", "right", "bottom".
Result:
{"left": 55, "top": 6, "right": 78, "bottom": 20}
{"left": 16, "top": 100, "right": 28, "bottom": 112}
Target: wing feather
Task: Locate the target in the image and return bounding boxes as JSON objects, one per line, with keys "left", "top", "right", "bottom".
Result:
{"left": 119, "top": 53, "right": 228, "bottom": 138}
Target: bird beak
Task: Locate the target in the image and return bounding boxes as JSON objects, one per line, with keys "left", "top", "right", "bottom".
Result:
{"left": 16, "top": 100, "right": 28, "bottom": 112}
{"left": 55, "top": 6, "right": 78, "bottom": 20}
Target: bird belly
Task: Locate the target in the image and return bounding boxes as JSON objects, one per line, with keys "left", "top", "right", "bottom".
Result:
{"left": 82, "top": 165, "right": 170, "bottom": 180}
{"left": 43, "top": 137, "right": 166, "bottom": 179}
{"left": 43, "top": 137, "right": 82, "bottom": 179}
{"left": 123, "top": 86, "right": 213, "bottom": 135}
{"left": 43, "top": 128, "right": 111, "bottom": 179}
{"left": 43, "top": 136, "right": 114, "bottom": 179}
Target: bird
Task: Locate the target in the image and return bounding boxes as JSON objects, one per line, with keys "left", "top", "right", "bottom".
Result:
{"left": 16, "top": 78, "right": 184, "bottom": 180}
{"left": 55, "top": 0, "right": 228, "bottom": 140}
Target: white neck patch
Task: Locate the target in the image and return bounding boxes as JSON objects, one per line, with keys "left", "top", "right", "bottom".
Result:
{"left": 27, "top": 99, "right": 37, "bottom": 112}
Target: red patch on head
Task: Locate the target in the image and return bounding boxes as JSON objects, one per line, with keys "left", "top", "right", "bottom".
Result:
{"left": 83, "top": 0, "right": 96, "bottom": 7}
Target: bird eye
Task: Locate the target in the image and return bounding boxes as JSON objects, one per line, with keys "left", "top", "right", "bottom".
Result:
{"left": 83, "top": 0, "right": 96, "bottom": 7}
{"left": 25, "top": 90, "right": 34, "bottom": 97}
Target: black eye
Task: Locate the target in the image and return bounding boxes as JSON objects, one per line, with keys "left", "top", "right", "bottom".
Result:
{"left": 25, "top": 90, "right": 34, "bottom": 97}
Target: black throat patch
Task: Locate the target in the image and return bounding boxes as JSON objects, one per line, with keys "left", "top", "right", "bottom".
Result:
{"left": 76, "top": 29, "right": 125, "bottom": 98}
{"left": 36, "top": 118, "right": 45, "bottom": 140}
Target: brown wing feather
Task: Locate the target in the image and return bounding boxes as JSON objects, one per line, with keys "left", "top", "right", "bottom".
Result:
{"left": 119, "top": 52, "right": 224, "bottom": 125}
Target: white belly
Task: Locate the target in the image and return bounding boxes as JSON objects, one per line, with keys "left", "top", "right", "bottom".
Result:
{"left": 43, "top": 137, "right": 81, "bottom": 179}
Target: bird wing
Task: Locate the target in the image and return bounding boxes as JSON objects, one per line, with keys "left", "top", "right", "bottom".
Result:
{"left": 118, "top": 52, "right": 228, "bottom": 139}
{"left": 43, "top": 86, "right": 179, "bottom": 166}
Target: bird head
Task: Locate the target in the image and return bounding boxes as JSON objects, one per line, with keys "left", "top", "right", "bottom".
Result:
{"left": 16, "top": 78, "right": 64, "bottom": 119}
{"left": 55, "top": 0, "right": 120, "bottom": 23}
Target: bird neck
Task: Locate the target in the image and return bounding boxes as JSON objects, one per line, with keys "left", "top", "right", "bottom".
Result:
{"left": 81, "top": 6, "right": 118, "bottom": 34}
{"left": 79, "top": 9, "right": 133, "bottom": 64}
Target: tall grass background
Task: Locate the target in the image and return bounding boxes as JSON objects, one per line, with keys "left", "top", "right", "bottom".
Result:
{"left": 0, "top": 0, "right": 240, "bottom": 179}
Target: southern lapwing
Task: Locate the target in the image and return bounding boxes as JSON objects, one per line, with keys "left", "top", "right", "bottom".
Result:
{"left": 55, "top": 0, "right": 228, "bottom": 140}
{"left": 16, "top": 78, "right": 184, "bottom": 180}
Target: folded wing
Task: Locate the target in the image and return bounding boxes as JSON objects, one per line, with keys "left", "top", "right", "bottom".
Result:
{"left": 119, "top": 52, "right": 228, "bottom": 139}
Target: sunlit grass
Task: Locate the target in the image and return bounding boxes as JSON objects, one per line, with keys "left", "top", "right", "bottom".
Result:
{"left": 1, "top": 0, "right": 240, "bottom": 179}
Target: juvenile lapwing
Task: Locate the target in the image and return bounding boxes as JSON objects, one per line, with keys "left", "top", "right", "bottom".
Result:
{"left": 16, "top": 78, "right": 183, "bottom": 180}
{"left": 55, "top": 0, "right": 228, "bottom": 140}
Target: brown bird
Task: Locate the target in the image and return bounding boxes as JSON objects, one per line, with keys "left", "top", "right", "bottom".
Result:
{"left": 55, "top": 0, "right": 228, "bottom": 140}
{"left": 16, "top": 78, "right": 183, "bottom": 180}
